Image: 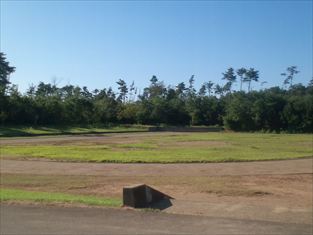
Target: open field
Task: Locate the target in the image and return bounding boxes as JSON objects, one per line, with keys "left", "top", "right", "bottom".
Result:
{"left": 1, "top": 132, "right": 312, "bottom": 232}
{"left": 1, "top": 132, "right": 312, "bottom": 163}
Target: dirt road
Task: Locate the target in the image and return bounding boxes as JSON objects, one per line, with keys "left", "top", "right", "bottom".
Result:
{"left": 1, "top": 204, "right": 311, "bottom": 235}
{"left": 1, "top": 158, "right": 312, "bottom": 176}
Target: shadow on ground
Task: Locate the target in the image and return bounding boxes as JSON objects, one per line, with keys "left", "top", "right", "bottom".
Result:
{"left": 149, "top": 198, "right": 173, "bottom": 210}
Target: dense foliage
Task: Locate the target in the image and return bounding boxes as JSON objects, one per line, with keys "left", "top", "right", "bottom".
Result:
{"left": 1, "top": 53, "right": 312, "bottom": 132}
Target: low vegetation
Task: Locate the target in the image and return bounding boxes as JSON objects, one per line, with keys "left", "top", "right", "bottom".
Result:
{"left": 1, "top": 132, "right": 311, "bottom": 163}
{"left": 0, "top": 188, "right": 122, "bottom": 207}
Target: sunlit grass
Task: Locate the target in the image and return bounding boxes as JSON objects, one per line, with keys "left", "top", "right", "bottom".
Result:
{"left": 1, "top": 132, "right": 312, "bottom": 163}
{"left": 0, "top": 188, "right": 122, "bottom": 207}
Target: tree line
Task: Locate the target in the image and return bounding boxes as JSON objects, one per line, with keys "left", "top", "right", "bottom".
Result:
{"left": 1, "top": 52, "right": 312, "bottom": 132}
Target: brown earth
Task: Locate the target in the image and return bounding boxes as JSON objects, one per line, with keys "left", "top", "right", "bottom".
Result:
{"left": 1, "top": 158, "right": 312, "bottom": 224}
{"left": 1, "top": 158, "right": 311, "bottom": 176}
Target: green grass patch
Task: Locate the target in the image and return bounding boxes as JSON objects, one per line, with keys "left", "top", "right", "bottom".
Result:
{"left": 1, "top": 132, "right": 312, "bottom": 163}
{"left": 0, "top": 188, "right": 122, "bottom": 207}
{"left": 0, "top": 124, "right": 149, "bottom": 137}
{"left": 116, "top": 143, "right": 158, "bottom": 149}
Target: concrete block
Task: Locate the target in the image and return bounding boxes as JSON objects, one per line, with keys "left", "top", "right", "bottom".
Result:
{"left": 123, "top": 184, "right": 172, "bottom": 208}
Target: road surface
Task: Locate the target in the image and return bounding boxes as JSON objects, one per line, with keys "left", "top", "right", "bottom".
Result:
{"left": 1, "top": 204, "right": 312, "bottom": 235}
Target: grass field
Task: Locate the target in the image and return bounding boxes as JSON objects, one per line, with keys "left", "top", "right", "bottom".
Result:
{"left": 0, "top": 188, "right": 121, "bottom": 207}
{"left": 0, "top": 125, "right": 149, "bottom": 137}
{"left": 1, "top": 132, "right": 312, "bottom": 163}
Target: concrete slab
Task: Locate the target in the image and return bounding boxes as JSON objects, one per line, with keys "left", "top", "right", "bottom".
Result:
{"left": 123, "top": 184, "right": 173, "bottom": 208}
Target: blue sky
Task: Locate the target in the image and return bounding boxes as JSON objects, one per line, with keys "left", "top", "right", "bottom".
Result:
{"left": 1, "top": 1, "right": 312, "bottom": 93}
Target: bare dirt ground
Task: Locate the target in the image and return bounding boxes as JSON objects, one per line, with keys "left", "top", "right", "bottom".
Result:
{"left": 1, "top": 158, "right": 312, "bottom": 225}
{"left": 1, "top": 158, "right": 311, "bottom": 176}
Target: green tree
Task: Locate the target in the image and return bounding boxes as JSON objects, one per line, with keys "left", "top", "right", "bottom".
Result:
{"left": 206, "top": 81, "right": 214, "bottom": 96}
{"left": 128, "top": 81, "right": 136, "bottom": 102}
{"left": 223, "top": 82, "right": 232, "bottom": 94}
{"left": 281, "top": 66, "right": 299, "bottom": 88}
{"left": 116, "top": 79, "right": 128, "bottom": 103}
{"left": 176, "top": 82, "right": 186, "bottom": 98}
{"left": 198, "top": 84, "right": 206, "bottom": 96}
{"left": 223, "top": 93, "right": 255, "bottom": 131}
{"left": 187, "top": 75, "right": 196, "bottom": 97}
{"left": 214, "top": 84, "right": 224, "bottom": 96}
{"left": 93, "top": 88, "right": 118, "bottom": 124}
{"left": 308, "top": 77, "right": 313, "bottom": 87}
{"left": 222, "top": 68, "right": 236, "bottom": 92}
{"left": 150, "top": 75, "right": 158, "bottom": 85}
{"left": 0, "top": 52, "right": 15, "bottom": 94}
{"left": 236, "top": 68, "right": 247, "bottom": 91}
{"left": 244, "top": 68, "right": 259, "bottom": 92}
